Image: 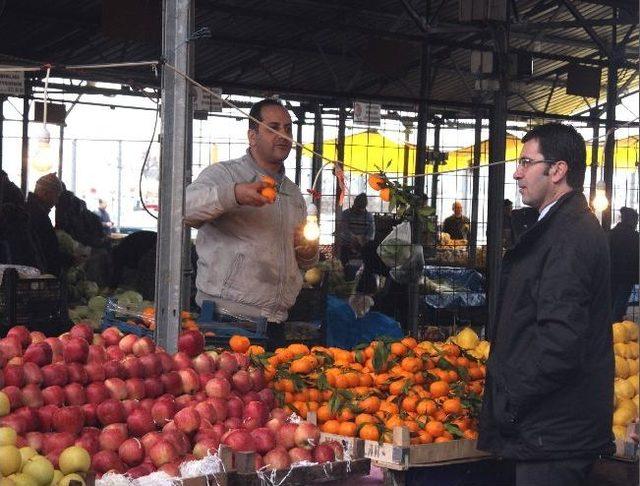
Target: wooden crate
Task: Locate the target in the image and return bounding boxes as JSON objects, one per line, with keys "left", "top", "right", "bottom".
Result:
{"left": 363, "top": 426, "right": 490, "bottom": 471}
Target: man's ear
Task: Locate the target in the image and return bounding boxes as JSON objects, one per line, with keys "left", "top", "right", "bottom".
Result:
{"left": 248, "top": 129, "right": 257, "bottom": 147}
{"left": 551, "top": 160, "right": 568, "bottom": 183}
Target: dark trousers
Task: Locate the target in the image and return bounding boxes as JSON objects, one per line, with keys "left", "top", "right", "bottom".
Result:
{"left": 611, "top": 280, "right": 633, "bottom": 322}
{"left": 515, "top": 458, "right": 594, "bottom": 486}
{"left": 266, "top": 322, "right": 286, "bottom": 351}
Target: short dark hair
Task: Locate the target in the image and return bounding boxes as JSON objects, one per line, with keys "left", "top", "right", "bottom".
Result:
{"left": 248, "top": 99, "right": 285, "bottom": 131}
{"left": 521, "top": 123, "right": 586, "bottom": 190}
{"left": 620, "top": 206, "right": 639, "bottom": 226}
{"left": 353, "top": 193, "right": 368, "bottom": 209}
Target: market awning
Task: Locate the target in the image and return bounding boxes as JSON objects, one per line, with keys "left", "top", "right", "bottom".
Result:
{"left": 587, "top": 135, "right": 639, "bottom": 169}
{"left": 303, "top": 130, "right": 416, "bottom": 175}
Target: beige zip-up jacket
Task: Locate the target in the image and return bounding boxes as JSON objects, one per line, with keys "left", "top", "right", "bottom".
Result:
{"left": 185, "top": 152, "right": 309, "bottom": 322}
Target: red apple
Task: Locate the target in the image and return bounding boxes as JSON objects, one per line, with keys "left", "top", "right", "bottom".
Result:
{"left": 313, "top": 443, "right": 335, "bottom": 463}
{"left": 288, "top": 446, "right": 313, "bottom": 463}
{"left": 43, "top": 431, "right": 75, "bottom": 454}
{"left": 178, "top": 330, "right": 205, "bottom": 357}
{"left": 156, "top": 352, "right": 175, "bottom": 373}
{"left": 222, "top": 429, "right": 256, "bottom": 453}
{"left": 66, "top": 363, "right": 89, "bottom": 385}
{"left": 194, "top": 401, "right": 217, "bottom": 424}
{"left": 84, "top": 363, "right": 106, "bottom": 383}
{"left": 99, "top": 423, "right": 128, "bottom": 451}
{"left": 207, "top": 397, "right": 228, "bottom": 422}
{"left": 70, "top": 323, "right": 93, "bottom": 342}
{"left": 276, "top": 423, "right": 298, "bottom": 450}
{"left": 294, "top": 423, "right": 320, "bottom": 450}
{"left": 22, "top": 383, "right": 44, "bottom": 408}
{"left": 30, "top": 331, "right": 46, "bottom": 343}
{"left": 96, "top": 398, "right": 126, "bottom": 425}
{"left": 23, "top": 342, "right": 53, "bottom": 367}
{"left": 141, "top": 431, "right": 163, "bottom": 454}
{"left": 192, "top": 353, "right": 214, "bottom": 374}
{"left": 119, "top": 437, "right": 145, "bottom": 466}
{"left": 0, "top": 336, "right": 23, "bottom": 359}
{"left": 205, "top": 377, "right": 231, "bottom": 399}
{"left": 64, "top": 383, "right": 87, "bottom": 406}
{"left": 101, "top": 327, "right": 123, "bottom": 346}
{"left": 119, "top": 334, "right": 138, "bottom": 355}
{"left": 193, "top": 437, "right": 220, "bottom": 458}
{"left": 324, "top": 440, "right": 344, "bottom": 460}
{"left": 4, "top": 364, "right": 25, "bottom": 387}
{"left": 174, "top": 394, "right": 193, "bottom": 411}
{"left": 121, "top": 356, "right": 144, "bottom": 379}
{"left": 7, "top": 325, "right": 31, "bottom": 349}
{"left": 63, "top": 337, "right": 90, "bottom": 364}
{"left": 139, "top": 398, "right": 155, "bottom": 414}
{"left": 82, "top": 403, "right": 98, "bottom": 427}
{"left": 41, "top": 364, "right": 69, "bottom": 387}
{"left": 37, "top": 404, "right": 59, "bottom": 432}
{"left": 127, "top": 408, "right": 155, "bottom": 437}
{"left": 263, "top": 447, "right": 291, "bottom": 470}
{"left": 218, "top": 352, "right": 239, "bottom": 375}
{"left": 26, "top": 431, "right": 45, "bottom": 452}
{"left": 148, "top": 440, "right": 178, "bottom": 467}
{"left": 227, "top": 396, "right": 244, "bottom": 419}
{"left": 163, "top": 429, "right": 191, "bottom": 456}
{"left": 14, "top": 406, "right": 41, "bottom": 432}
{"left": 0, "top": 413, "right": 28, "bottom": 434}
{"left": 23, "top": 362, "right": 45, "bottom": 385}
{"left": 105, "top": 345, "right": 125, "bottom": 361}
{"left": 178, "top": 369, "right": 200, "bottom": 394}
{"left": 52, "top": 405, "right": 85, "bottom": 434}
{"left": 132, "top": 336, "right": 155, "bottom": 357}
{"left": 173, "top": 406, "right": 200, "bottom": 435}
{"left": 75, "top": 432, "right": 100, "bottom": 456}
{"left": 87, "top": 344, "right": 107, "bottom": 364}
{"left": 125, "top": 378, "right": 146, "bottom": 400}
{"left": 266, "top": 417, "right": 285, "bottom": 435}
{"left": 151, "top": 399, "right": 176, "bottom": 427}
{"left": 105, "top": 377, "right": 128, "bottom": 400}
{"left": 231, "top": 370, "right": 252, "bottom": 394}
{"left": 244, "top": 400, "right": 268, "bottom": 427}
{"left": 251, "top": 427, "right": 276, "bottom": 454}
{"left": 122, "top": 399, "right": 141, "bottom": 415}
{"left": 241, "top": 391, "right": 260, "bottom": 405}
{"left": 2, "top": 385, "right": 24, "bottom": 409}
{"left": 44, "top": 337, "right": 63, "bottom": 362}
{"left": 257, "top": 388, "right": 275, "bottom": 409}
{"left": 92, "top": 449, "right": 125, "bottom": 474}
{"left": 86, "top": 382, "right": 110, "bottom": 404}
{"left": 160, "top": 371, "right": 183, "bottom": 396}
{"left": 144, "top": 378, "right": 164, "bottom": 399}
{"left": 139, "top": 354, "right": 162, "bottom": 378}
{"left": 42, "top": 386, "right": 65, "bottom": 406}
{"left": 172, "top": 351, "right": 193, "bottom": 370}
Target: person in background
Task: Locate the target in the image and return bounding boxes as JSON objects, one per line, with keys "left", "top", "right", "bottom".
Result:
{"left": 185, "top": 98, "right": 318, "bottom": 350}
{"left": 95, "top": 199, "right": 114, "bottom": 235}
{"left": 56, "top": 187, "right": 106, "bottom": 248}
{"left": 609, "top": 206, "right": 639, "bottom": 322}
{"left": 502, "top": 199, "right": 514, "bottom": 248}
{"left": 478, "top": 123, "right": 613, "bottom": 486}
{"left": 442, "top": 200, "right": 470, "bottom": 240}
{"left": 0, "top": 170, "right": 42, "bottom": 268}
{"left": 337, "top": 193, "right": 375, "bottom": 273}
{"left": 26, "top": 173, "right": 64, "bottom": 276}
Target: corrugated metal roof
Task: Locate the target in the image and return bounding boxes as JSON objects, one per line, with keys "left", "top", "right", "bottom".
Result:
{"left": 0, "top": 0, "right": 637, "bottom": 118}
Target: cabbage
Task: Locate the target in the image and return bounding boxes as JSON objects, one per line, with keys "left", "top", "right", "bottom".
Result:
{"left": 378, "top": 238, "right": 412, "bottom": 267}
{"left": 120, "top": 290, "right": 143, "bottom": 306}
{"left": 80, "top": 281, "right": 99, "bottom": 300}
{"left": 56, "top": 230, "right": 78, "bottom": 256}
{"left": 88, "top": 295, "right": 107, "bottom": 313}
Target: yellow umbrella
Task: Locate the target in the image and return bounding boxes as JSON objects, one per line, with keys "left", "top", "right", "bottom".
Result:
{"left": 586, "top": 135, "right": 639, "bottom": 169}
{"left": 303, "top": 130, "right": 417, "bottom": 174}
{"left": 443, "top": 134, "right": 524, "bottom": 171}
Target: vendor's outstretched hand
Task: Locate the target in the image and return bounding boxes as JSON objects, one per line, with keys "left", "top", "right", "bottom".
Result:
{"left": 234, "top": 182, "right": 271, "bottom": 206}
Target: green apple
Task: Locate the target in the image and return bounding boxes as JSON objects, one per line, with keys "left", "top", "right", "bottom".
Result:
{"left": 0, "top": 445, "right": 22, "bottom": 476}
{"left": 0, "top": 426, "right": 17, "bottom": 446}
{"left": 22, "top": 456, "right": 54, "bottom": 486}
{"left": 57, "top": 447, "right": 90, "bottom": 475}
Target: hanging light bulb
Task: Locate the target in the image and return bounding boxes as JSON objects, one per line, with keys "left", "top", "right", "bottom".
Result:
{"left": 592, "top": 180, "right": 609, "bottom": 212}
{"left": 31, "top": 126, "right": 54, "bottom": 173}
{"left": 303, "top": 203, "right": 320, "bottom": 241}
{"left": 30, "top": 66, "right": 53, "bottom": 173}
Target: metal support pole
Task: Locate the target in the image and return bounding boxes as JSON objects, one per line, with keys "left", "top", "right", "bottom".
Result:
{"left": 71, "top": 139, "right": 77, "bottom": 193}
{"left": 589, "top": 108, "right": 600, "bottom": 203}
{"left": 21, "top": 83, "right": 30, "bottom": 194}
{"left": 117, "top": 141, "right": 123, "bottom": 231}
{"left": 155, "top": 0, "right": 193, "bottom": 353}
{"left": 311, "top": 104, "right": 323, "bottom": 214}
{"left": 430, "top": 119, "right": 441, "bottom": 208}
{"left": 487, "top": 25, "right": 509, "bottom": 330}
{"left": 0, "top": 96, "right": 4, "bottom": 171}
{"left": 334, "top": 105, "right": 346, "bottom": 258}
{"left": 602, "top": 10, "right": 617, "bottom": 231}
{"left": 408, "top": 36, "right": 430, "bottom": 337}
{"left": 57, "top": 125, "right": 64, "bottom": 179}
{"left": 468, "top": 106, "right": 482, "bottom": 266}
{"left": 402, "top": 122, "right": 412, "bottom": 179}
{"left": 294, "top": 109, "right": 304, "bottom": 187}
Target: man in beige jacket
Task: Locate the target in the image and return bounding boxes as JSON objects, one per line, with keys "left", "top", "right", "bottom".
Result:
{"left": 185, "top": 99, "right": 317, "bottom": 349}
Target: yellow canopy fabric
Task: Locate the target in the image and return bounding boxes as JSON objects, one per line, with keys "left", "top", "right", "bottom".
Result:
{"left": 586, "top": 135, "right": 639, "bottom": 169}
{"left": 303, "top": 130, "right": 417, "bottom": 174}
{"left": 443, "top": 134, "right": 523, "bottom": 171}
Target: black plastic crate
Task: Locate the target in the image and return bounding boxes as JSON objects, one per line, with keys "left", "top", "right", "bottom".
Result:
{"left": 287, "top": 274, "right": 328, "bottom": 323}
{"left": 0, "top": 268, "right": 68, "bottom": 335}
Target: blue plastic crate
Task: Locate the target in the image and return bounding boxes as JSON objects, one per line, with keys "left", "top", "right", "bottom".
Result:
{"left": 196, "top": 300, "right": 267, "bottom": 342}
{"left": 101, "top": 298, "right": 153, "bottom": 337}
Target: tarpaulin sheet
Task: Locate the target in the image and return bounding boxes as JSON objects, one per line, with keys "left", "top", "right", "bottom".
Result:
{"left": 423, "top": 265, "right": 486, "bottom": 309}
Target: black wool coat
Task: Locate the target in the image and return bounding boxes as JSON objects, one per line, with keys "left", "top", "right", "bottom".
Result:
{"left": 478, "top": 190, "right": 615, "bottom": 460}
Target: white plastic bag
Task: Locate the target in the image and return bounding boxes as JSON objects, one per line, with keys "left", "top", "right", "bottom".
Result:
{"left": 377, "top": 221, "right": 412, "bottom": 268}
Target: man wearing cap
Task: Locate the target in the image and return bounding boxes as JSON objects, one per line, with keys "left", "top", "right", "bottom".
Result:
{"left": 609, "top": 206, "right": 639, "bottom": 321}
{"left": 27, "top": 173, "right": 64, "bottom": 275}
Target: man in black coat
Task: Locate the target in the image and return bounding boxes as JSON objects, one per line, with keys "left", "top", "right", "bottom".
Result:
{"left": 609, "top": 206, "right": 639, "bottom": 322}
{"left": 478, "top": 123, "right": 614, "bottom": 486}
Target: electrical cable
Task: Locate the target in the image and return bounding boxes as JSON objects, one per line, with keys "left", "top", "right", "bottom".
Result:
{"left": 138, "top": 105, "right": 160, "bottom": 220}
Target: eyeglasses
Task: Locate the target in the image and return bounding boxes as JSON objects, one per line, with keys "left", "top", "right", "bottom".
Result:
{"left": 516, "top": 158, "right": 557, "bottom": 169}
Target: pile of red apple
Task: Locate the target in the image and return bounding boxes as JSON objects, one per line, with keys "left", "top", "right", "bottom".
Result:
{"left": 0, "top": 324, "right": 342, "bottom": 479}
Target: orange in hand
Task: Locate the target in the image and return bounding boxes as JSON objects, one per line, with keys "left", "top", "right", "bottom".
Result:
{"left": 368, "top": 173, "right": 385, "bottom": 191}
{"left": 380, "top": 188, "right": 391, "bottom": 202}
{"left": 261, "top": 175, "right": 277, "bottom": 187}
{"left": 260, "top": 186, "right": 277, "bottom": 203}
